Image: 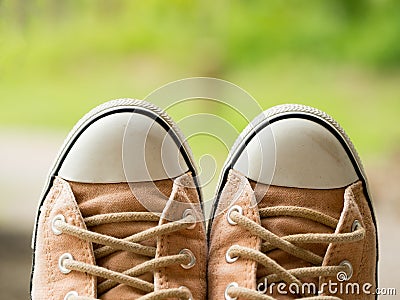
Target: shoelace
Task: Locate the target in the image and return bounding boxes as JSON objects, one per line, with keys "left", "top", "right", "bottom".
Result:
{"left": 224, "top": 205, "right": 366, "bottom": 300}
{"left": 53, "top": 211, "right": 195, "bottom": 300}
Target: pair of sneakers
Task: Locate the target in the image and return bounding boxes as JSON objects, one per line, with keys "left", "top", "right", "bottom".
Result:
{"left": 31, "top": 99, "right": 377, "bottom": 300}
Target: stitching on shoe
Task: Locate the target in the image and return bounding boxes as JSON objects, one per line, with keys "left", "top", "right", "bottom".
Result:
{"left": 157, "top": 217, "right": 167, "bottom": 290}
{"left": 43, "top": 179, "right": 62, "bottom": 299}
{"left": 246, "top": 188, "right": 260, "bottom": 290}
{"left": 62, "top": 179, "right": 96, "bottom": 297}
{"left": 321, "top": 187, "right": 363, "bottom": 290}
{"left": 347, "top": 185, "right": 367, "bottom": 286}
{"left": 243, "top": 194, "right": 251, "bottom": 289}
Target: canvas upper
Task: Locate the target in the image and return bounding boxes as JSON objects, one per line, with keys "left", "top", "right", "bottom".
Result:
{"left": 31, "top": 99, "right": 207, "bottom": 300}
{"left": 208, "top": 104, "right": 378, "bottom": 300}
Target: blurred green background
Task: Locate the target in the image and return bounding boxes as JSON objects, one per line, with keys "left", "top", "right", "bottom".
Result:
{"left": 1, "top": 0, "right": 400, "bottom": 156}
{"left": 0, "top": 1, "right": 399, "bottom": 299}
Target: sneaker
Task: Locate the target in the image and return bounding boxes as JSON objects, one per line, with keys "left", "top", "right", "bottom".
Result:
{"left": 31, "top": 99, "right": 207, "bottom": 300}
{"left": 208, "top": 104, "right": 378, "bottom": 299}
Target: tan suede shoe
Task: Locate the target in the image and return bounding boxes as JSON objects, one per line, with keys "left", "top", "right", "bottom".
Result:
{"left": 208, "top": 104, "right": 378, "bottom": 300}
{"left": 31, "top": 99, "right": 207, "bottom": 300}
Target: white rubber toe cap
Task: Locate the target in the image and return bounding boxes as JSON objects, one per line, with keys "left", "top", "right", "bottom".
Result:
{"left": 234, "top": 117, "right": 359, "bottom": 189}
{"left": 58, "top": 112, "right": 189, "bottom": 183}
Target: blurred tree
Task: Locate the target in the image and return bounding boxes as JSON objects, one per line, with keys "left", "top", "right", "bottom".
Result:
{"left": 334, "top": 0, "right": 370, "bottom": 19}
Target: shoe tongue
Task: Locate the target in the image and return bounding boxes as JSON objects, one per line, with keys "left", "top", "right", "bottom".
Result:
{"left": 251, "top": 181, "right": 345, "bottom": 291}
{"left": 69, "top": 179, "right": 173, "bottom": 300}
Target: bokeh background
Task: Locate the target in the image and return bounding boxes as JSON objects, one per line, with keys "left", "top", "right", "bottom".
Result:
{"left": 1, "top": 1, "right": 399, "bottom": 298}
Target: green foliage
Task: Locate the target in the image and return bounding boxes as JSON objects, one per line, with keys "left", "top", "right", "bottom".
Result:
{"left": 0, "top": 0, "right": 399, "bottom": 157}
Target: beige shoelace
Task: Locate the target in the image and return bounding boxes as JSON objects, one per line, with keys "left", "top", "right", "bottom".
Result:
{"left": 53, "top": 211, "right": 195, "bottom": 300}
{"left": 225, "top": 205, "right": 366, "bottom": 300}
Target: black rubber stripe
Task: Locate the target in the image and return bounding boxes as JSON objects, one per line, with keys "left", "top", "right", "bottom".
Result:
{"left": 209, "top": 113, "right": 375, "bottom": 228}
{"left": 207, "top": 112, "right": 378, "bottom": 296}
{"left": 30, "top": 106, "right": 201, "bottom": 297}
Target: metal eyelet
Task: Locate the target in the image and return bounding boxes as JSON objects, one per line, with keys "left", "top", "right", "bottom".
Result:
{"left": 51, "top": 214, "right": 66, "bottom": 235}
{"left": 225, "top": 282, "right": 239, "bottom": 300}
{"left": 226, "top": 205, "right": 243, "bottom": 225}
{"left": 58, "top": 253, "right": 74, "bottom": 274}
{"left": 351, "top": 220, "right": 361, "bottom": 232}
{"left": 183, "top": 209, "right": 196, "bottom": 230}
{"left": 225, "top": 246, "right": 239, "bottom": 263}
{"left": 179, "top": 249, "right": 196, "bottom": 269}
{"left": 339, "top": 260, "right": 353, "bottom": 280}
{"left": 64, "top": 291, "right": 79, "bottom": 300}
{"left": 178, "top": 286, "right": 193, "bottom": 300}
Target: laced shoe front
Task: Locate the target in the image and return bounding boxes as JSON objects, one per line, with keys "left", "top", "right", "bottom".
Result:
{"left": 219, "top": 173, "right": 367, "bottom": 300}
{"left": 31, "top": 100, "right": 207, "bottom": 300}
{"left": 208, "top": 105, "right": 377, "bottom": 300}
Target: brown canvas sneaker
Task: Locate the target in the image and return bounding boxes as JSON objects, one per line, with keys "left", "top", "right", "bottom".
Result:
{"left": 31, "top": 99, "right": 207, "bottom": 300}
{"left": 208, "top": 104, "right": 378, "bottom": 299}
